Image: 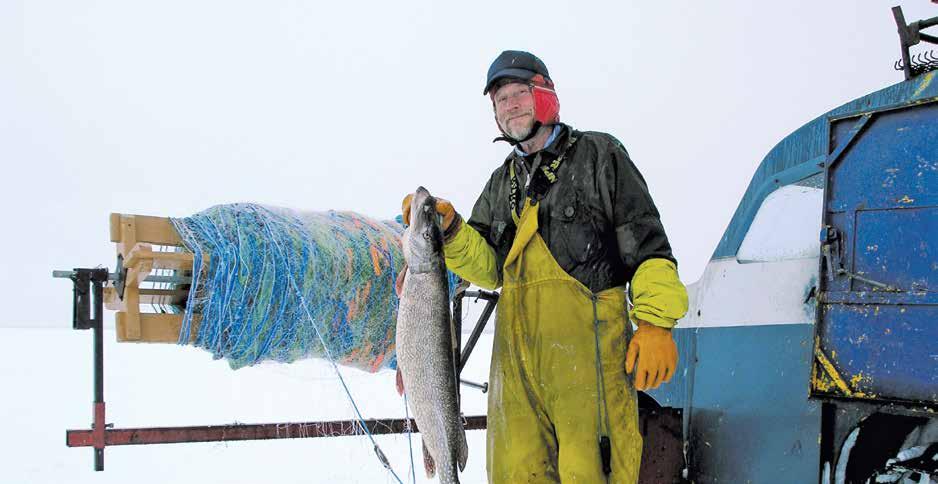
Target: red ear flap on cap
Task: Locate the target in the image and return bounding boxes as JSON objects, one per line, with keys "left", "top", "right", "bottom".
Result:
{"left": 532, "top": 85, "right": 560, "bottom": 125}
{"left": 527, "top": 74, "right": 559, "bottom": 124}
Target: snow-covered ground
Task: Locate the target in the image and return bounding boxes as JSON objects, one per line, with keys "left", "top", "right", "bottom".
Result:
{"left": 1, "top": 327, "right": 494, "bottom": 483}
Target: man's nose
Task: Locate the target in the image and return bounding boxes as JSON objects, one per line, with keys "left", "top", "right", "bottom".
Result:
{"left": 504, "top": 96, "right": 523, "bottom": 112}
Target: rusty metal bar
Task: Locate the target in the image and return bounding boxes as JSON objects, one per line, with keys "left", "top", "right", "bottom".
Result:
{"left": 67, "top": 415, "right": 488, "bottom": 447}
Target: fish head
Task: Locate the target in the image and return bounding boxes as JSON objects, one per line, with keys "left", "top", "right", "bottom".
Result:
{"left": 403, "top": 186, "right": 444, "bottom": 265}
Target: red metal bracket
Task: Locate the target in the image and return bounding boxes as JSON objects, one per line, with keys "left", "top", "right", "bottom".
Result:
{"left": 68, "top": 415, "right": 487, "bottom": 446}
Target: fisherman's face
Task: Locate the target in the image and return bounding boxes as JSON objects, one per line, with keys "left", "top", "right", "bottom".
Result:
{"left": 494, "top": 81, "right": 535, "bottom": 140}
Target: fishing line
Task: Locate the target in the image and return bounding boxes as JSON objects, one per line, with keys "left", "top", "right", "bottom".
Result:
{"left": 267, "top": 224, "right": 406, "bottom": 484}
{"left": 168, "top": 204, "right": 462, "bottom": 480}
{"left": 404, "top": 393, "right": 416, "bottom": 484}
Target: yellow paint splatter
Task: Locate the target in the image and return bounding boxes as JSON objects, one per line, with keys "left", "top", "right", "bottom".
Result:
{"left": 813, "top": 373, "right": 834, "bottom": 392}
{"left": 912, "top": 71, "right": 935, "bottom": 99}
{"left": 850, "top": 373, "right": 864, "bottom": 387}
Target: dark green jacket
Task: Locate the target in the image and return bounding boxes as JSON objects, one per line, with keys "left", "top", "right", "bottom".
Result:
{"left": 466, "top": 123, "right": 676, "bottom": 293}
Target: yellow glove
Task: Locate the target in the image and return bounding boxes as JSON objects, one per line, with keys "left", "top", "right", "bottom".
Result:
{"left": 625, "top": 319, "right": 678, "bottom": 391}
{"left": 397, "top": 192, "right": 462, "bottom": 300}
{"left": 401, "top": 193, "right": 457, "bottom": 231}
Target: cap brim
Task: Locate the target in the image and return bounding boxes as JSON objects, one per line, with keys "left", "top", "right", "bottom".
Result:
{"left": 483, "top": 68, "right": 536, "bottom": 94}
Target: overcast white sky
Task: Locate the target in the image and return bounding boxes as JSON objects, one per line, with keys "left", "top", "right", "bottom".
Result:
{"left": 3, "top": 0, "right": 936, "bottom": 327}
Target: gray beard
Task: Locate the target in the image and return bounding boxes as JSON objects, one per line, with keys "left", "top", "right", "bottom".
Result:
{"left": 503, "top": 120, "right": 533, "bottom": 140}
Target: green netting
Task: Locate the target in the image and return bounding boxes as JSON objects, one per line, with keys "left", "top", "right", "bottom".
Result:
{"left": 170, "top": 203, "right": 404, "bottom": 371}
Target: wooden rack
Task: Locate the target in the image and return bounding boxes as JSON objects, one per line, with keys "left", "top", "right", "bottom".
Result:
{"left": 106, "top": 213, "right": 202, "bottom": 343}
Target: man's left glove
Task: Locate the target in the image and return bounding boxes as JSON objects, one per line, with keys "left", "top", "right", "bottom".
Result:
{"left": 625, "top": 320, "right": 678, "bottom": 391}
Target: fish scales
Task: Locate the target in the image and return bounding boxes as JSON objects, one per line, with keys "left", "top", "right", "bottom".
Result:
{"left": 397, "top": 186, "right": 468, "bottom": 484}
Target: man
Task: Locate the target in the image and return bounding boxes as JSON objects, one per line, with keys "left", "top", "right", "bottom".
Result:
{"left": 402, "top": 50, "right": 688, "bottom": 483}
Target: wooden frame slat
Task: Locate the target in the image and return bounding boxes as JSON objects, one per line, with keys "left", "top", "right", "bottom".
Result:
{"left": 115, "top": 313, "right": 200, "bottom": 343}
{"left": 110, "top": 213, "right": 182, "bottom": 246}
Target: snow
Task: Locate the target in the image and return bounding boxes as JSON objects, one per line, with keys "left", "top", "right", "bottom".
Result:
{"left": 1, "top": 327, "right": 494, "bottom": 483}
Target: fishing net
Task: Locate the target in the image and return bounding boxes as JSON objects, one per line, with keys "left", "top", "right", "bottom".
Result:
{"left": 170, "top": 203, "right": 417, "bottom": 371}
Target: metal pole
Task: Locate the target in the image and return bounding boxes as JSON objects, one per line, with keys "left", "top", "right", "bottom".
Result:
{"left": 92, "top": 269, "right": 106, "bottom": 471}
{"left": 919, "top": 15, "right": 938, "bottom": 30}
{"left": 67, "top": 416, "right": 488, "bottom": 447}
{"left": 894, "top": 6, "right": 913, "bottom": 80}
{"left": 53, "top": 270, "right": 191, "bottom": 285}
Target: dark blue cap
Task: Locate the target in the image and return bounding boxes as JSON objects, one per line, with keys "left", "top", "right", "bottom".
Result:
{"left": 483, "top": 50, "right": 551, "bottom": 95}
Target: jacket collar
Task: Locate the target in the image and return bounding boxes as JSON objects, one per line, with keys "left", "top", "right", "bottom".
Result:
{"left": 504, "top": 123, "right": 572, "bottom": 167}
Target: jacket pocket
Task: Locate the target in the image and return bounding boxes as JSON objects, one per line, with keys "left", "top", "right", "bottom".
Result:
{"left": 549, "top": 191, "right": 600, "bottom": 265}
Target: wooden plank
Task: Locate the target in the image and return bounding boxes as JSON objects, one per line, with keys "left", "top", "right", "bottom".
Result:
{"left": 124, "top": 244, "right": 155, "bottom": 289}
{"left": 124, "top": 245, "right": 195, "bottom": 271}
{"left": 115, "top": 313, "right": 200, "bottom": 344}
{"left": 105, "top": 287, "right": 188, "bottom": 310}
{"left": 109, "top": 213, "right": 121, "bottom": 242}
{"left": 113, "top": 214, "right": 184, "bottom": 251}
{"left": 104, "top": 286, "right": 124, "bottom": 311}
{"left": 123, "top": 288, "right": 141, "bottom": 341}
{"left": 116, "top": 215, "right": 138, "bottom": 260}
{"left": 130, "top": 215, "right": 183, "bottom": 246}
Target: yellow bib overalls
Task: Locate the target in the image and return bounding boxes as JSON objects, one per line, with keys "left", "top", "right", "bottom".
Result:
{"left": 486, "top": 195, "right": 642, "bottom": 483}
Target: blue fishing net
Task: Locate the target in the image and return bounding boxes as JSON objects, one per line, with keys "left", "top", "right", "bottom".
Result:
{"left": 170, "top": 203, "right": 414, "bottom": 371}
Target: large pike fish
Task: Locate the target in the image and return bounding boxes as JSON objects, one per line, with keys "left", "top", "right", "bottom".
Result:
{"left": 396, "top": 186, "right": 468, "bottom": 484}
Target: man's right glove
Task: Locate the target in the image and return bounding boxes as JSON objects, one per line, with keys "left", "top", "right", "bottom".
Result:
{"left": 396, "top": 192, "right": 463, "bottom": 298}
{"left": 625, "top": 319, "right": 678, "bottom": 391}
{"left": 401, "top": 193, "right": 459, "bottom": 233}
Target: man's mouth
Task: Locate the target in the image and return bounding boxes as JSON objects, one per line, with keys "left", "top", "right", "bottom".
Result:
{"left": 507, "top": 113, "right": 531, "bottom": 122}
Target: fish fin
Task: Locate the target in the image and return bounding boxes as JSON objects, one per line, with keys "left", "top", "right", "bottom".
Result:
{"left": 394, "top": 263, "right": 407, "bottom": 297}
{"left": 457, "top": 427, "right": 468, "bottom": 472}
{"left": 395, "top": 367, "right": 404, "bottom": 396}
{"left": 422, "top": 439, "right": 436, "bottom": 478}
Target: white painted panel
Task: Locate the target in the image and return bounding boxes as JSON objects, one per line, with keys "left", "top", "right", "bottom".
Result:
{"left": 679, "top": 257, "right": 818, "bottom": 329}
{"left": 737, "top": 185, "right": 824, "bottom": 263}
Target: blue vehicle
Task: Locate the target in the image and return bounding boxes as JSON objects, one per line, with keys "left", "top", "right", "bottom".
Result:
{"left": 646, "top": 7, "right": 938, "bottom": 483}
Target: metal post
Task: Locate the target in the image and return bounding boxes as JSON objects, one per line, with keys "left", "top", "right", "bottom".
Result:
{"left": 92, "top": 273, "right": 105, "bottom": 471}
{"left": 458, "top": 290, "right": 499, "bottom": 373}
{"left": 894, "top": 7, "right": 914, "bottom": 80}
{"left": 70, "top": 268, "right": 109, "bottom": 470}
{"left": 54, "top": 270, "right": 191, "bottom": 285}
